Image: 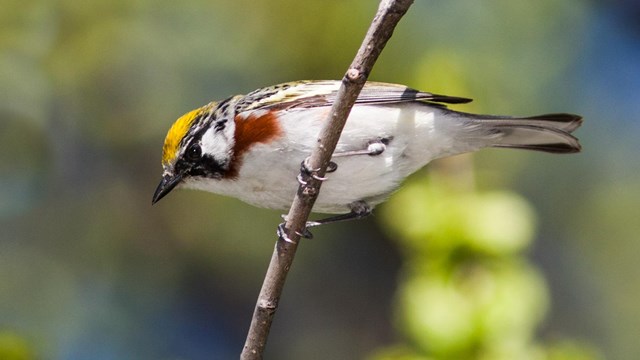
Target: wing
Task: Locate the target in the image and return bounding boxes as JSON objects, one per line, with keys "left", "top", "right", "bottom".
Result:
{"left": 235, "top": 80, "right": 472, "bottom": 113}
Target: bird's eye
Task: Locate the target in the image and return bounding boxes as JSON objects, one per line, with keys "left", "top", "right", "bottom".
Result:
{"left": 186, "top": 143, "right": 202, "bottom": 161}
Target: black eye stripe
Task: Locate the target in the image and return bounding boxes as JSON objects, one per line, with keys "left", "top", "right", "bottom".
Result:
{"left": 188, "top": 154, "right": 226, "bottom": 178}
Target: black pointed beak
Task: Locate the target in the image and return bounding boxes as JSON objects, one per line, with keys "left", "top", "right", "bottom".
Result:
{"left": 152, "top": 173, "right": 183, "bottom": 204}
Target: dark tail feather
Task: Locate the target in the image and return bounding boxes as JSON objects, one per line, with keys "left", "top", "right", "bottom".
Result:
{"left": 472, "top": 113, "right": 583, "bottom": 154}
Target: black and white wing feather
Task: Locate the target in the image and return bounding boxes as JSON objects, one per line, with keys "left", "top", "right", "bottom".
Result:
{"left": 236, "top": 80, "right": 472, "bottom": 112}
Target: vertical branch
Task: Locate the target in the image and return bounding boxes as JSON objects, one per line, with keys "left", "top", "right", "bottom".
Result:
{"left": 240, "top": 1, "right": 414, "bottom": 358}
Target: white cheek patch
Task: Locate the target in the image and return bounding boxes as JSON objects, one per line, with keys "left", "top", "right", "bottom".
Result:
{"left": 200, "top": 128, "right": 232, "bottom": 165}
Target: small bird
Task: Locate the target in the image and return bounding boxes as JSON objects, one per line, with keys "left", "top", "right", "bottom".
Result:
{"left": 153, "top": 80, "right": 582, "bottom": 230}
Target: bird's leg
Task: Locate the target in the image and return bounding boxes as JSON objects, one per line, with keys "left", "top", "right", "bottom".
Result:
{"left": 287, "top": 138, "right": 385, "bottom": 238}
{"left": 304, "top": 201, "right": 372, "bottom": 238}
{"left": 331, "top": 138, "right": 390, "bottom": 158}
{"left": 297, "top": 138, "right": 390, "bottom": 185}
{"left": 277, "top": 201, "right": 372, "bottom": 241}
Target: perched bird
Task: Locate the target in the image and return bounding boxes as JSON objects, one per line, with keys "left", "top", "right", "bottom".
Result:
{"left": 153, "top": 80, "right": 582, "bottom": 230}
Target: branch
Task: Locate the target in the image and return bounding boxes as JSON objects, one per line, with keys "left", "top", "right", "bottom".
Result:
{"left": 240, "top": 1, "right": 414, "bottom": 358}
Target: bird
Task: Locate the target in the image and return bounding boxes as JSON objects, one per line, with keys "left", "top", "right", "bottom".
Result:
{"left": 152, "top": 80, "right": 582, "bottom": 234}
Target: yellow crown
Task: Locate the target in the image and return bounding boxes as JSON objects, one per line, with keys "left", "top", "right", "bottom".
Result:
{"left": 162, "top": 108, "right": 204, "bottom": 166}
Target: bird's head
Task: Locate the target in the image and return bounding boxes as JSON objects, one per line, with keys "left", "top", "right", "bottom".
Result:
{"left": 152, "top": 101, "right": 235, "bottom": 204}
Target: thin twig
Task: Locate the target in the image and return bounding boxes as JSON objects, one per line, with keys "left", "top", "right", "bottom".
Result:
{"left": 240, "top": 1, "right": 414, "bottom": 358}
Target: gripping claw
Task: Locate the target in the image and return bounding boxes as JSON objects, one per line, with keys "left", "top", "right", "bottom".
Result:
{"left": 276, "top": 201, "right": 371, "bottom": 242}
{"left": 299, "top": 157, "right": 329, "bottom": 182}
{"left": 277, "top": 221, "right": 314, "bottom": 243}
{"left": 296, "top": 173, "right": 307, "bottom": 185}
{"left": 277, "top": 222, "right": 298, "bottom": 244}
{"left": 326, "top": 161, "right": 338, "bottom": 173}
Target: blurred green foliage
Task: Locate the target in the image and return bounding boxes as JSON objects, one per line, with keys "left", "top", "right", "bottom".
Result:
{"left": 0, "top": 332, "right": 34, "bottom": 360}
{"left": 372, "top": 168, "right": 602, "bottom": 359}
{"left": 1, "top": 0, "right": 638, "bottom": 359}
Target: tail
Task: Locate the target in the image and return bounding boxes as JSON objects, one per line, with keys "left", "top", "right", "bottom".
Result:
{"left": 467, "top": 113, "right": 583, "bottom": 153}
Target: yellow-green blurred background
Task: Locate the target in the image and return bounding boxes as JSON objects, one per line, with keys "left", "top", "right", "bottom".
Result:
{"left": 1, "top": 0, "right": 638, "bottom": 359}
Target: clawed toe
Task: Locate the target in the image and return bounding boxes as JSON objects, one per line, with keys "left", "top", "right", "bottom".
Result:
{"left": 326, "top": 161, "right": 338, "bottom": 173}
{"left": 297, "top": 227, "right": 314, "bottom": 239}
{"left": 296, "top": 173, "right": 307, "bottom": 185}
{"left": 300, "top": 157, "right": 320, "bottom": 175}
{"left": 299, "top": 157, "right": 331, "bottom": 182}
{"left": 277, "top": 222, "right": 314, "bottom": 242}
{"left": 277, "top": 222, "right": 298, "bottom": 244}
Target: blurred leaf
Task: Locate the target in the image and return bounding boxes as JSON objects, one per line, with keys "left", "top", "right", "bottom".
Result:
{"left": 0, "top": 332, "right": 34, "bottom": 360}
{"left": 382, "top": 176, "right": 535, "bottom": 256}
